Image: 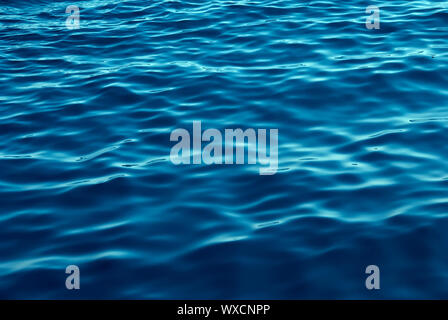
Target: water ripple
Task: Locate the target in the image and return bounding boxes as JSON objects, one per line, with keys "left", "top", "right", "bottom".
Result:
{"left": 0, "top": 0, "right": 447, "bottom": 299}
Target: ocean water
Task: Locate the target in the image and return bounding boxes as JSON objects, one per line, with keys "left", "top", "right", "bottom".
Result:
{"left": 0, "top": 0, "right": 448, "bottom": 299}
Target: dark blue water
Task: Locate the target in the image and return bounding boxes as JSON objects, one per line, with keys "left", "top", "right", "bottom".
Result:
{"left": 1, "top": 0, "right": 448, "bottom": 299}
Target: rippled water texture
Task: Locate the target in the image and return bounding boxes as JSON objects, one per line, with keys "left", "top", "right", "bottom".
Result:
{"left": 0, "top": 0, "right": 447, "bottom": 299}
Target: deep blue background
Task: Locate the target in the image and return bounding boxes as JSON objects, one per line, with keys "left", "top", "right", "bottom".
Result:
{"left": 0, "top": 0, "right": 448, "bottom": 299}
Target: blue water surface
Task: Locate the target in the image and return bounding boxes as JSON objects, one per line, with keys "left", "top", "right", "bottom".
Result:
{"left": 0, "top": 0, "right": 448, "bottom": 299}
